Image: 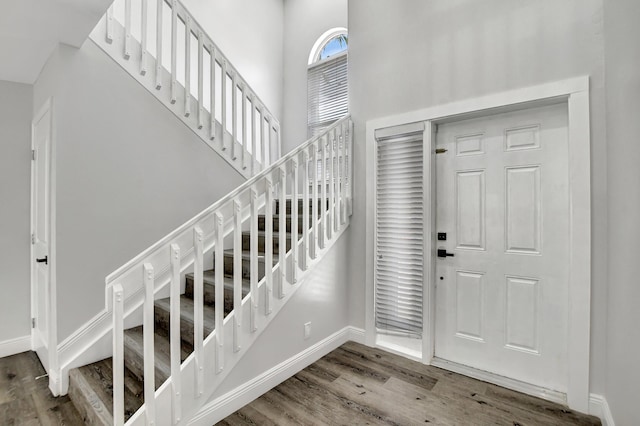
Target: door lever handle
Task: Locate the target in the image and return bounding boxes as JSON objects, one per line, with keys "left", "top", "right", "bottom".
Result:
{"left": 437, "top": 249, "right": 454, "bottom": 258}
{"left": 36, "top": 256, "right": 48, "bottom": 265}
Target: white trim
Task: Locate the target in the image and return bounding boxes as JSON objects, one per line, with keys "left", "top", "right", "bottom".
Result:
{"left": 187, "top": 326, "right": 364, "bottom": 426}
{"left": 365, "top": 76, "right": 591, "bottom": 412}
{"left": 30, "top": 97, "right": 60, "bottom": 396}
{"left": 0, "top": 336, "right": 32, "bottom": 358}
{"left": 589, "top": 394, "right": 615, "bottom": 426}
{"left": 308, "top": 27, "right": 348, "bottom": 65}
{"left": 432, "top": 357, "right": 567, "bottom": 405}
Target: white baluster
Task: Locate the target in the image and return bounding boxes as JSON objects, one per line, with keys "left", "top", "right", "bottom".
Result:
{"left": 124, "top": 0, "right": 131, "bottom": 59}
{"left": 231, "top": 72, "right": 237, "bottom": 160}
{"left": 221, "top": 60, "right": 227, "bottom": 150}
{"left": 214, "top": 213, "right": 224, "bottom": 373}
{"left": 259, "top": 108, "right": 265, "bottom": 171}
{"left": 241, "top": 86, "right": 247, "bottom": 170}
{"left": 328, "top": 130, "right": 335, "bottom": 240}
{"left": 143, "top": 263, "right": 156, "bottom": 425}
{"left": 320, "top": 136, "right": 327, "bottom": 249}
{"left": 233, "top": 200, "right": 242, "bottom": 352}
{"left": 265, "top": 175, "right": 274, "bottom": 314}
{"left": 333, "top": 127, "right": 340, "bottom": 232}
{"left": 170, "top": 0, "right": 177, "bottom": 104}
{"left": 169, "top": 244, "right": 181, "bottom": 424}
{"left": 184, "top": 16, "right": 191, "bottom": 117}
{"left": 106, "top": 6, "right": 114, "bottom": 44}
{"left": 250, "top": 188, "right": 258, "bottom": 331}
{"left": 209, "top": 46, "right": 216, "bottom": 140}
{"left": 140, "top": 0, "right": 148, "bottom": 75}
{"left": 265, "top": 116, "right": 272, "bottom": 167}
{"left": 251, "top": 96, "right": 257, "bottom": 175}
{"left": 112, "top": 284, "right": 124, "bottom": 426}
{"left": 193, "top": 226, "right": 204, "bottom": 396}
{"left": 197, "top": 32, "right": 204, "bottom": 129}
{"left": 154, "top": 0, "right": 163, "bottom": 89}
{"left": 311, "top": 141, "right": 318, "bottom": 259}
{"left": 291, "top": 157, "right": 298, "bottom": 283}
{"left": 301, "top": 150, "right": 309, "bottom": 270}
{"left": 341, "top": 122, "right": 348, "bottom": 226}
{"left": 278, "top": 165, "right": 287, "bottom": 296}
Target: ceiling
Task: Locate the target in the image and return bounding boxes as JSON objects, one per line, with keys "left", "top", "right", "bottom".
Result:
{"left": 0, "top": 0, "right": 113, "bottom": 84}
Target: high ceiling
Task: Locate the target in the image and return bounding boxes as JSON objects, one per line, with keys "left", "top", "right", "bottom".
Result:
{"left": 0, "top": 0, "right": 113, "bottom": 83}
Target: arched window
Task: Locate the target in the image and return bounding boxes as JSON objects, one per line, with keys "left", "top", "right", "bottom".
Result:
{"left": 307, "top": 28, "right": 348, "bottom": 138}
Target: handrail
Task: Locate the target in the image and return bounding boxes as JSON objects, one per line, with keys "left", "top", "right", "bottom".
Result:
{"left": 105, "top": 115, "right": 350, "bottom": 287}
{"left": 96, "top": 0, "right": 282, "bottom": 178}
{"left": 109, "top": 115, "right": 353, "bottom": 425}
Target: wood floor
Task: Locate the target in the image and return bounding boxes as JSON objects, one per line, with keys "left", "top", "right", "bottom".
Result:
{"left": 0, "top": 351, "right": 83, "bottom": 425}
{"left": 221, "top": 342, "right": 601, "bottom": 426}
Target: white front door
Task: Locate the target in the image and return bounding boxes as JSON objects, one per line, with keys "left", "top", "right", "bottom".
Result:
{"left": 434, "top": 103, "right": 569, "bottom": 392}
{"left": 31, "top": 101, "right": 53, "bottom": 371}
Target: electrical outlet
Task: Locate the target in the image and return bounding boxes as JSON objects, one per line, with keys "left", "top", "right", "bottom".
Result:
{"left": 304, "top": 322, "right": 311, "bottom": 339}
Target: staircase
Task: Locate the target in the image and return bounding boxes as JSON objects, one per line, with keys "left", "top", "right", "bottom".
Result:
{"left": 62, "top": 114, "right": 352, "bottom": 425}
{"left": 67, "top": 199, "right": 318, "bottom": 424}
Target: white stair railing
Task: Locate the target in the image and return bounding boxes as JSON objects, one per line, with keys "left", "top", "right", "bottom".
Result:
{"left": 107, "top": 116, "right": 353, "bottom": 425}
{"left": 91, "top": 0, "right": 281, "bottom": 178}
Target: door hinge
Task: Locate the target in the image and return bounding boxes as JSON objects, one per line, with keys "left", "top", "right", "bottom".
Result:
{"left": 31, "top": 233, "right": 35, "bottom": 244}
{"left": 31, "top": 318, "right": 36, "bottom": 328}
{"left": 32, "top": 149, "right": 36, "bottom": 161}
{"left": 435, "top": 148, "right": 448, "bottom": 154}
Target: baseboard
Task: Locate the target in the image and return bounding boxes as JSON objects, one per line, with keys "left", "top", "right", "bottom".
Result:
{"left": 187, "top": 325, "right": 360, "bottom": 426}
{"left": 589, "top": 394, "right": 615, "bottom": 426}
{"left": 0, "top": 335, "right": 31, "bottom": 358}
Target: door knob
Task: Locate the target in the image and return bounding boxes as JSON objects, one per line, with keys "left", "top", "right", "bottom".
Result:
{"left": 437, "top": 249, "right": 454, "bottom": 258}
{"left": 36, "top": 256, "right": 48, "bottom": 265}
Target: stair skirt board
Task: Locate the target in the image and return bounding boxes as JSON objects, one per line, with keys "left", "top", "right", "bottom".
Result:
{"left": 63, "top": 205, "right": 351, "bottom": 424}
{"left": 0, "top": 335, "right": 32, "bottom": 358}
{"left": 188, "top": 326, "right": 365, "bottom": 426}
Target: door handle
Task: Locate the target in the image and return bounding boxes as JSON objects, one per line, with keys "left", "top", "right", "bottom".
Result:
{"left": 437, "top": 249, "right": 454, "bottom": 258}
{"left": 36, "top": 256, "right": 48, "bottom": 265}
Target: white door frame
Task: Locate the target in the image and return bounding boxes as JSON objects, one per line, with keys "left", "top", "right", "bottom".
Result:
{"left": 30, "top": 97, "right": 60, "bottom": 396}
{"left": 364, "top": 76, "right": 591, "bottom": 412}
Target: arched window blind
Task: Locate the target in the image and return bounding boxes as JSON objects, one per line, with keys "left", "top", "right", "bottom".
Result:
{"left": 375, "top": 135, "right": 424, "bottom": 337}
{"left": 307, "top": 51, "right": 348, "bottom": 138}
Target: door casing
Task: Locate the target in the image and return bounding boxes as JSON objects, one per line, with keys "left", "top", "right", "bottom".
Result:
{"left": 364, "top": 77, "right": 591, "bottom": 412}
{"left": 30, "top": 97, "right": 59, "bottom": 396}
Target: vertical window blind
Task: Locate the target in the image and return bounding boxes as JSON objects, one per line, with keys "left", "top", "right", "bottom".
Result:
{"left": 375, "top": 136, "right": 424, "bottom": 337}
{"left": 307, "top": 52, "right": 348, "bottom": 138}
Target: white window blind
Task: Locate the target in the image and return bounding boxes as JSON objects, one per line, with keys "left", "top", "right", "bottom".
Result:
{"left": 307, "top": 52, "right": 348, "bottom": 138}
{"left": 375, "top": 136, "right": 424, "bottom": 337}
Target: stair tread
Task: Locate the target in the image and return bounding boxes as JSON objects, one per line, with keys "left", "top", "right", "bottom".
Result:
{"left": 223, "top": 248, "right": 278, "bottom": 264}
{"left": 186, "top": 270, "right": 251, "bottom": 292}
{"left": 242, "top": 229, "right": 292, "bottom": 237}
{"left": 70, "top": 358, "right": 143, "bottom": 423}
{"left": 154, "top": 295, "right": 216, "bottom": 335}
{"left": 123, "top": 326, "right": 190, "bottom": 387}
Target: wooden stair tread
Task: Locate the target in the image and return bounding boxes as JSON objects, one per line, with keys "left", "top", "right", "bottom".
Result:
{"left": 223, "top": 248, "right": 278, "bottom": 264}
{"left": 154, "top": 295, "right": 216, "bottom": 336}
{"left": 185, "top": 270, "right": 251, "bottom": 292}
{"left": 123, "top": 326, "right": 189, "bottom": 388}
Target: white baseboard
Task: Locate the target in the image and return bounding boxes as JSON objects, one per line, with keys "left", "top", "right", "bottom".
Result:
{"left": 589, "top": 393, "right": 615, "bottom": 426}
{"left": 0, "top": 335, "right": 31, "bottom": 358}
{"left": 187, "top": 326, "right": 364, "bottom": 426}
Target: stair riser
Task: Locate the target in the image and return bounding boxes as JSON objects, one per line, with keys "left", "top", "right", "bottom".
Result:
{"left": 242, "top": 232, "right": 292, "bottom": 253}
{"left": 275, "top": 199, "right": 326, "bottom": 216}
{"left": 222, "top": 252, "right": 267, "bottom": 281}
{"left": 185, "top": 275, "right": 236, "bottom": 311}
{"left": 154, "top": 307, "right": 205, "bottom": 349}
{"left": 258, "top": 215, "right": 306, "bottom": 233}
{"left": 123, "top": 336, "right": 166, "bottom": 388}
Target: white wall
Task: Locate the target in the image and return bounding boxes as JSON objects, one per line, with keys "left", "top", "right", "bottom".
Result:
{"left": 282, "top": 0, "right": 348, "bottom": 153}
{"left": 208, "top": 231, "right": 351, "bottom": 397}
{"left": 603, "top": 0, "right": 640, "bottom": 423}
{"left": 33, "top": 41, "right": 245, "bottom": 343}
{"left": 0, "top": 81, "right": 32, "bottom": 345}
{"left": 181, "top": 0, "right": 284, "bottom": 123}
{"left": 348, "top": 0, "right": 608, "bottom": 395}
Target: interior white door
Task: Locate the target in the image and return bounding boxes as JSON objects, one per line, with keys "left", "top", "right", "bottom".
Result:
{"left": 32, "top": 102, "right": 52, "bottom": 371}
{"left": 434, "top": 103, "right": 569, "bottom": 392}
